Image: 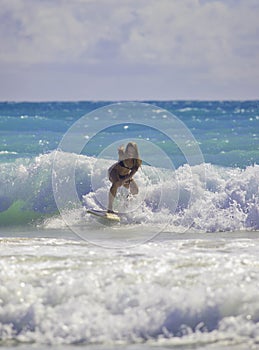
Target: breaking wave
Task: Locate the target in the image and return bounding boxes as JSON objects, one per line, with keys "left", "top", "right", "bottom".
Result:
{"left": 0, "top": 151, "right": 258, "bottom": 232}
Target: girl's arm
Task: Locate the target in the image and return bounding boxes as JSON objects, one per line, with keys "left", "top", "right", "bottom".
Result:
{"left": 118, "top": 145, "right": 125, "bottom": 161}
{"left": 120, "top": 166, "right": 139, "bottom": 184}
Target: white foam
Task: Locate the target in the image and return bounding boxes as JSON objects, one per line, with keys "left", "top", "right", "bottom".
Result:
{"left": 1, "top": 236, "right": 259, "bottom": 347}
{"left": 1, "top": 152, "right": 259, "bottom": 232}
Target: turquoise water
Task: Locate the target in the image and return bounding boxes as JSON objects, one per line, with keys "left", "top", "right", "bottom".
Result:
{"left": 0, "top": 100, "right": 259, "bottom": 349}
{"left": 0, "top": 100, "right": 258, "bottom": 166}
{"left": 0, "top": 100, "right": 258, "bottom": 230}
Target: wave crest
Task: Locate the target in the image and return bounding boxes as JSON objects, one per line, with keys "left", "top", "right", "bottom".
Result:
{"left": 0, "top": 152, "right": 258, "bottom": 232}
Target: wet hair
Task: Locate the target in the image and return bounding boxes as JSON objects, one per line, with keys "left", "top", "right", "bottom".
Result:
{"left": 125, "top": 142, "right": 140, "bottom": 160}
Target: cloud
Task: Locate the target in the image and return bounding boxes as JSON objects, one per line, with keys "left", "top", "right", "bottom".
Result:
{"left": 0, "top": 0, "right": 137, "bottom": 64}
{"left": 119, "top": 0, "right": 259, "bottom": 81}
{"left": 0, "top": 0, "right": 259, "bottom": 100}
{"left": 1, "top": 1, "right": 259, "bottom": 66}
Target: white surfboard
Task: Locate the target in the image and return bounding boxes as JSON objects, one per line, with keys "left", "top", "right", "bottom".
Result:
{"left": 86, "top": 209, "right": 120, "bottom": 222}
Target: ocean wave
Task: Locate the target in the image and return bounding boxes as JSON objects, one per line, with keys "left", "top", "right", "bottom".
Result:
{"left": 0, "top": 237, "right": 259, "bottom": 346}
{"left": 0, "top": 151, "right": 258, "bottom": 232}
{"left": 0, "top": 151, "right": 18, "bottom": 155}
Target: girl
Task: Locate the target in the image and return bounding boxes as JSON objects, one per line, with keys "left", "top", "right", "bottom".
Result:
{"left": 107, "top": 142, "right": 142, "bottom": 213}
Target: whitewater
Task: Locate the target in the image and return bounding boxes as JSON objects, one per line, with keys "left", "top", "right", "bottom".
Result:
{"left": 0, "top": 100, "right": 259, "bottom": 349}
{"left": 1, "top": 152, "right": 259, "bottom": 235}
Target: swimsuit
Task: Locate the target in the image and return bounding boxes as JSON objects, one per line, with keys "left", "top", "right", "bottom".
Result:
{"left": 118, "top": 160, "right": 136, "bottom": 182}
{"left": 109, "top": 159, "right": 138, "bottom": 183}
{"left": 118, "top": 160, "right": 134, "bottom": 170}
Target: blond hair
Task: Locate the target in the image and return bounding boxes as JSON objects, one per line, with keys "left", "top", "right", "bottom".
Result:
{"left": 118, "top": 142, "right": 141, "bottom": 167}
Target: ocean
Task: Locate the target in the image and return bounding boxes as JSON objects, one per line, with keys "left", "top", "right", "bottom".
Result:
{"left": 0, "top": 100, "right": 259, "bottom": 349}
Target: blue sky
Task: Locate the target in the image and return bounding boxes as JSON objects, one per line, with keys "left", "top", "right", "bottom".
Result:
{"left": 0, "top": 0, "right": 258, "bottom": 101}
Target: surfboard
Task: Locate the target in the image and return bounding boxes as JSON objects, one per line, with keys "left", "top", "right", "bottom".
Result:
{"left": 86, "top": 209, "right": 120, "bottom": 222}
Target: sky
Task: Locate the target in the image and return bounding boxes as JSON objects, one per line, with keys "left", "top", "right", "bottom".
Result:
{"left": 0, "top": 0, "right": 259, "bottom": 101}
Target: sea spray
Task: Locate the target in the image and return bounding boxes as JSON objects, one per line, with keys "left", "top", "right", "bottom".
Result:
{"left": 0, "top": 151, "right": 258, "bottom": 232}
